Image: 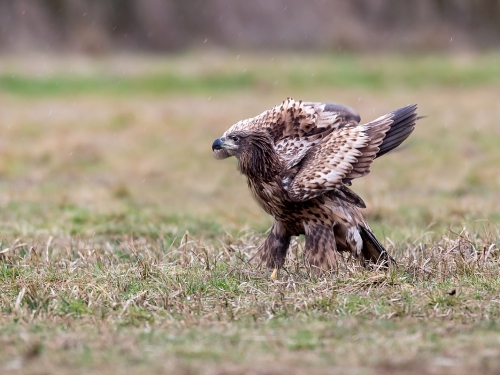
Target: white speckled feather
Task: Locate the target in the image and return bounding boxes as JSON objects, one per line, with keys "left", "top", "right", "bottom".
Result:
{"left": 213, "top": 98, "right": 360, "bottom": 166}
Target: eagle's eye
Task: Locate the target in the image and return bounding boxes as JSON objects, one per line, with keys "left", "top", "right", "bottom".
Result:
{"left": 229, "top": 135, "right": 240, "bottom": 142}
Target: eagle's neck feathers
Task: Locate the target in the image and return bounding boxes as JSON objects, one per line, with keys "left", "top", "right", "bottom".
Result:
{"left": 237, "top": 134, "right": 283, "bottom": 182}
{"left": 235, "top": 133, "right": 291, "bottom": 219}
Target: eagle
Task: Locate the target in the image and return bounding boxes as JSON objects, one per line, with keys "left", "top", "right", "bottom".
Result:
{"left": 212, "top": 98, "right": 418, "bottom": 279}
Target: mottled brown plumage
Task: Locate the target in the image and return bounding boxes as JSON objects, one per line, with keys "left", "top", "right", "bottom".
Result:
{"left": 212, "top": 98, "right": 418, "bottom": 275}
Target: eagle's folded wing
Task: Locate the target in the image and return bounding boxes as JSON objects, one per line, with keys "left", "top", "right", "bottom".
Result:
{"left": 287, "top": 104, "right": 418, "bottom": 202}
{"left": 213, "top": 98, "right": 361, "bottom": 164}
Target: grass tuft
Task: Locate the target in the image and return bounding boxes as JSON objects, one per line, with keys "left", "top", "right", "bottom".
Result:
{"left": 1, "top": 226, "right": 500, "bottom": 373}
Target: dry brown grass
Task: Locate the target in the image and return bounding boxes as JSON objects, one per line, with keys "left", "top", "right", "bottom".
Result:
{"left": 1, "top": 226, "right": 500, "bottom": 374}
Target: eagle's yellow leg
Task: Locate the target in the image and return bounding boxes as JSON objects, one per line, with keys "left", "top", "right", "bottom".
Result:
{"left": 271, "top": 268, "right": 279, "bottom": 280}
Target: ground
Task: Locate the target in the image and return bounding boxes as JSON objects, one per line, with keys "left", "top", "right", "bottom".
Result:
{"left": 0, "top": 51, "right": 500, "bottom": 374}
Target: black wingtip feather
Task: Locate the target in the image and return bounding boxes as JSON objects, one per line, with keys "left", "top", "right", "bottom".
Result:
{"left": 323, "top": 103, "right": 361, "bottom": 123}
{"left": 376, "top": 104, "right": 419, "bottom": 159}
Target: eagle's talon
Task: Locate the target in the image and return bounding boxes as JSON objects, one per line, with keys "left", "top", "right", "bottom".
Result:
{"left": 271, "top": 268, "right": 279, "bottom": 280}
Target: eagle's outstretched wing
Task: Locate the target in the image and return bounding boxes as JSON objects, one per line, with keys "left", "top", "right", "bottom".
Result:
{"left": 213, "top": 98, "right": 361, "bottom": 165}
{"left": 286, "top": 104, "right": 417, "bottom": 202}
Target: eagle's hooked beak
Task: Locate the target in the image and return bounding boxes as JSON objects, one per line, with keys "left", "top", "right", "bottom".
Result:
{"left": 212, "top": 136, "right": 237, "bottom": 151}
{"left": 212, "top": 137, "right": 225, "bottom": 151}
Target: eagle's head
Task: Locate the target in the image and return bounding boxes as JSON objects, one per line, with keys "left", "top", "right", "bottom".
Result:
{"left": 211, "top": 132, "right": 242, "bottom": 159}
{"left": 212, "top": 131, "right": 271, "bottom": 158}
{"left": 212, "top": 131, "right": 282, "bottom": 179}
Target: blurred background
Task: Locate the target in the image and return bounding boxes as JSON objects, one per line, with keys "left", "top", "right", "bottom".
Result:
{"left": 2, "top": 0, "right": 500, "bottom": 53}
{"left": 0, "top": 0, "right": 499, "bottom": 243}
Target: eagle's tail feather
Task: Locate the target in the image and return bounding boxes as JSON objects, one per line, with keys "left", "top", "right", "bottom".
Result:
{"left": 358, "top": 225, "right": 395, "bottom": 267}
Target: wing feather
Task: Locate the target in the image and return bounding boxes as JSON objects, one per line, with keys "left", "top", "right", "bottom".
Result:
{"left": 376, "top": 104, "right": 417, "bottom": 158}
{"left": 286, "top": 126, "right": 369, "bottom": 201}
{"left": 213, "top": 98, "right": 360, "bottom": 165}
{"left": 288, "top": 104, "right": 418, "bottom": 201}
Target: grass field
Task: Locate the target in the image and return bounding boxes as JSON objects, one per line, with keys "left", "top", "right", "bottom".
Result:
{"left": 1, "top": 51, "right": 500, "bottom": 374}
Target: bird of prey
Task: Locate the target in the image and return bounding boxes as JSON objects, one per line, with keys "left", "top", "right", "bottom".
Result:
{"left": 212, "top": 98, "right": 418, "bottom": 278}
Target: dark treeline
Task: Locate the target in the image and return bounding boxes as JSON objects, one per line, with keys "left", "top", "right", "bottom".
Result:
{"left": 1, "top": 0, "right": 500, "bottom": 53}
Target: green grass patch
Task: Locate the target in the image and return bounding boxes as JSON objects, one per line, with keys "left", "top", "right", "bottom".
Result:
{"left": 1, "top": 53, "right": 499, "bottom": 96}
{"left": 0, "top": 72, "right": 256, "bottom": 96}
